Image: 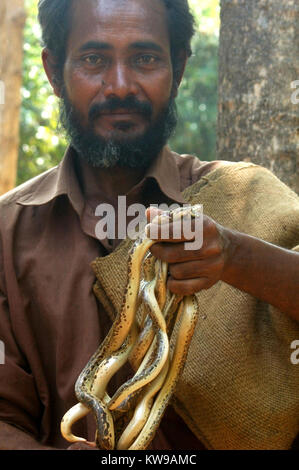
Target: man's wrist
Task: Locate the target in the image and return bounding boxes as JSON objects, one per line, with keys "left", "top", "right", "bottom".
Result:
{"left": 217, "top": 224, "right": 240, "bottom": 284}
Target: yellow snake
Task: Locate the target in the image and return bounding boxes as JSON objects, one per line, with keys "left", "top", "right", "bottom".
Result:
{"left": 60, "top": 205, "right": 201, "bottom": 449}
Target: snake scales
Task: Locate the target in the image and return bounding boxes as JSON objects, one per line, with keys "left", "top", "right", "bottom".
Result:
{"left": 60, "top": 205, "right": 201, "bottom": 450}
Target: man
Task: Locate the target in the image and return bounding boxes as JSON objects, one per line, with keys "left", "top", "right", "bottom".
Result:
{"left": 0, "top": 0, "right": 298, "bottom": 450}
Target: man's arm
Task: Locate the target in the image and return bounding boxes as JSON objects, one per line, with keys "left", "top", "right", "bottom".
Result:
{"left": 0, "top": 236, "right": 98, "bottom": 451}
{"left": 219, "top": 228, "right": 299, "bottom": 321}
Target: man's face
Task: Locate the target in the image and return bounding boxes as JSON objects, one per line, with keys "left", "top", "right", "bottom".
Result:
{"left": 59, "top": 0, "right": 178, "bottom": 168}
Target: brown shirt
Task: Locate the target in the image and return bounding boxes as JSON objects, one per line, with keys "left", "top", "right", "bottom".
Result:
{"left": 0, "top": 145, "right": 221, "bottom": 449}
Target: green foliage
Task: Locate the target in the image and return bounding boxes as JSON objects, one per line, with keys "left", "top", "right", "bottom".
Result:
{"left": 17, "top": 0, "right": 67, "bottom": 185}
{"left": 18, "top": 0, "right": 219, "bottom": 185}
{"left": 170, "top": 0, "right": 219, "bottom": 160}
{"left": 170, "top": 32, "right": 218, "bottom": 160}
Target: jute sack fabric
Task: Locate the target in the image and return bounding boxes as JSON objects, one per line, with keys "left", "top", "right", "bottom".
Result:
{"left": 91, "top": 162, "right": 299, "bottom": 450}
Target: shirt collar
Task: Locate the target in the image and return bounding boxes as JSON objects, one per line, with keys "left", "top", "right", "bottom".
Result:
{"left": 139, "top": 145, "right": 185, "bottom": 203}
{"left": 16, "top": 146, "right": 83, "bottom": 209}
{"left": 16, "top": 144, "right": 185, "bottom": 209}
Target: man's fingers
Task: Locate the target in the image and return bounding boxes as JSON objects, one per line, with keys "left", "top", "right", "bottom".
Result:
{"left": 150, "top": 241, "right": 222, "bottom": 263}
{"left": 168, "top": 258, "right": 223, "bottom": 280}
{"left": 144, "top": 210, "right": 224, "bottom": 295}
{"left": 145, "top": 207, "right": 165, "bottom": 223}
{"left": 146, "top": 218, "right": 199, "bottom": 243}
{"left": 167, "top": 276, "right": 217, "bottom": 295}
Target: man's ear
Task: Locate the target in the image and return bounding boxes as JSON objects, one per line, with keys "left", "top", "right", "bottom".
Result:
{"left": 42, "top": 48, "right": 62, "bottom": 98}
{"left": 172, "top": 50, "right": 188, "bottom": 98}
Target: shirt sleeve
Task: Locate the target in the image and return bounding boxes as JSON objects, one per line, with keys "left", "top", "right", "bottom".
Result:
{"left": 0, "top": 281, "right": 42, "bottom": 438}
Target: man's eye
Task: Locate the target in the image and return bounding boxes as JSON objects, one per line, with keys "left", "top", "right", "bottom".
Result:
{"left": 135, "top": 54, "right": 158, "bottom": 66}
{"left": 84, "top": 55, "right": 104, "bottom": 66}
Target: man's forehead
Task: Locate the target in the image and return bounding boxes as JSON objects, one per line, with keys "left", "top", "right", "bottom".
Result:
{"left": 68, "top": 0, "right": 169, "bottom": 45}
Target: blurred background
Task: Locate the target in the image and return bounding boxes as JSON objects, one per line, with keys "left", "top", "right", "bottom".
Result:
{"left": 1, "top": 0, "right": 298, "bottom": 195}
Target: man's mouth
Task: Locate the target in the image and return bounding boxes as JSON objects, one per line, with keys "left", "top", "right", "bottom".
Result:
{"left": 88, "top": 97, "right": 153, "bottom": 124}
{"left": 93, "top": 110, "right": 147, "bottom": 132}
{"left": 98, "top": 109, "right": 142, "bottom": 116}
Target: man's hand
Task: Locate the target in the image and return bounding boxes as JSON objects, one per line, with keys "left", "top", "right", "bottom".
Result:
{"left": 146, "top": 206, "right": 299, "bottom": 321}
{"left": 145, "top": 207, "right": 229, "bottom": 295}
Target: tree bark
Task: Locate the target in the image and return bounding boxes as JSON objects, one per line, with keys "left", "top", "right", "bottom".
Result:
{"left": 217, "top": 0, "right": 299, "bottom": 193}
{"left": 0, "top": 0, "right": 26, "bottom": 196}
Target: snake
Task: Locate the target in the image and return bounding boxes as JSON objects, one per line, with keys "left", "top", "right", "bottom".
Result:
{"left": 60, "top": 323, "right": 138, "bottom": 448}
{"left": 128, "top": 295, "right": 199, "bottom": 450}
{"left": 108, "top": 276, "right": 169, "bottom": 411}
{"left": 60, "top": 205, "right": 201, "bottom": 449}
{"left": 116, "top": 358, "right": 170, "bottom": 450}
{"left": 129, "top": 259, "right": 166, "bottom": 371}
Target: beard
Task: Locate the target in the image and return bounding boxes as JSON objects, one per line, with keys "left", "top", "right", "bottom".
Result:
{"left": 58, "top": 87, "right": 178, "bottom": 169}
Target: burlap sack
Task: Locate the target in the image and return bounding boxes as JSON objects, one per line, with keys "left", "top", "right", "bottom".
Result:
{"left": 91, "top": 162, "right": 299, "bottom": 450}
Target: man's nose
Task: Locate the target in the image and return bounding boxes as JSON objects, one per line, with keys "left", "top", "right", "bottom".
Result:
{"left": 102, "top": 63, "right": 138, "bottom": 99}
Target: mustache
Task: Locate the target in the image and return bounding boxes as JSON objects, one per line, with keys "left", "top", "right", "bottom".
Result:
{"left": 88, "top": 96, "right": 153, "bottom": 122}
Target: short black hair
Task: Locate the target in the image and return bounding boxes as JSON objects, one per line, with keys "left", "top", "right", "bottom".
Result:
{"left": 38, "top": 0, "right": 195, "bottom": 83}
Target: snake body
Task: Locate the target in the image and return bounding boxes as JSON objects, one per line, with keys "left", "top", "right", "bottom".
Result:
{"left": 61, "top": 205, "right": 201, "bottom": 449}
{"left": 129, "top": 259, "right": 167, "bottom": 370}
{"left": 61, "top": 324, "right": 138, "bottom": 449}
{"left": 109, "top": 277, "right": 169, "bottom": 411}
{"left": 129, "top": 313, "right": 155, "bottom": 371}
{"left": 116, "top": 359, "right": 170, "bottom": 450}
{"left": 128, "top": 296, "right": 199, "bottom": 450}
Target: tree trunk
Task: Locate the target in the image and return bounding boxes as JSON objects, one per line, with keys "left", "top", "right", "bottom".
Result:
{"left": 217, "top": 0, "right": 299, "bottom": 194}
{"left": 0, "top": 0, "right": 26, "bottom": 195}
